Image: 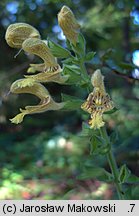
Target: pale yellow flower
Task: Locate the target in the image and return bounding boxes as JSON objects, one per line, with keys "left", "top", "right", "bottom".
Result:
{"left": 22, "top": 38, "right": 61, "bottom": 73}
{"left": 58, "top": 6, "right": 80, "bottom": 45}
{"left": 24, "top": 40, "right": 69, "bottom": 83}
{"left": 81, "top": 70, "right": 114, "bottom": 129}
{"left": 89, "top": 113, "right": 105, "bottom": 129}
{"left": 10, "top": 79, "right": 65, "bottom": 124}
{"left": 5, "top": 23, "right": 40, "bottom": 48}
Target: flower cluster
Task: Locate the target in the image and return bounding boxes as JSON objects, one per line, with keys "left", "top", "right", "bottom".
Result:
{"left": 5, "top": 6, "right": 80, "bottom": 124}
{"left": 81, "top": 70, "right": 114, "bottom": 129}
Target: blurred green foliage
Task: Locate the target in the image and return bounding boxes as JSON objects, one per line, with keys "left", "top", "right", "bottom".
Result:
{"left": 0, "top": 0, "right": 139, "bottom": 199}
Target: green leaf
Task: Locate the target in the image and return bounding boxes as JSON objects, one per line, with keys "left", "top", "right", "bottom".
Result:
{"left": 66, "top": 39, "right": 72, "bottom": 50}
{"left": 80, "top": 122, "right": 92, "bottom": 137}
{"left": 48, "top": 40, "right": 71, "bottom": 58}
{"left": 62, "top": 56, "right": 79, "bottom": 64}
{"left": 90, "top": 134, "right": 110, "bottom": 155}
{"left": 124, "top": 187, "right": 132, "bottom": 199}
{"left": 90, "top": 135, "right": 98, "bottom": 154}
{"left": 126, "top": 174, "right": 139, "bottom": 183}
{"left": 71, "top": 33, "right": 86, "bottom": 56}
{"left": 104, "top": 107, "right": 118, "bottom": 114}
{"left": 77, "top": 167, "right": 113, "bottom": 182}
{"left": 118, "top": 165, "right": 131, "bottom": 184}
{"left": 99, "top": 144, "right": 111, "bottom": 155}
{"left": 77, "top": 33, "right": 86, "bottom": 54}
{"left": 62, "top": 65, "right": 81, "bottom": 84}
{"left": 125, "top": 186, "right": 139, "bottom": 199}
{"left": 79, "top": 80, "right": 90, "bottom": 88}
{"left": 64, "top": 64, "right": 81, "bottom": 72}
{"left": 110, "top": 129, "right": 119, "bottom": 144}
{"left": 61, "top": 93, "right": 83, "bottom": 111}
{"left": 130, "top": 186, "right": 139, "bottom": 199}
{"left": 85, "top": 51, "right": 96, "bottom": 62}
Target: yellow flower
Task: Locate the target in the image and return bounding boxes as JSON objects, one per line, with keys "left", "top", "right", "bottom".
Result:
{"left": 58, "top": 6, "right": 80, "bottom": 45}
{"left": 22, "top": 41, "right": 69, "bottom": 85}
{"left": 81, "top": 70, "right": 114, "bottom": 129}
{"left": 5, "top": 23, "right": 40, "bottom": 48}
{"left": 89, "top": 113, "right": 105, "bottom": 129}
{"left": 10, "top": 79, "right": 65, "bottom": 124}
{"left": 22, "top": 38, "right": 60, "bottom": 73}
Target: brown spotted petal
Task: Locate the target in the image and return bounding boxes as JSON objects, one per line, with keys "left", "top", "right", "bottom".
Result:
{"left": 22, "top": 38, "right": 60, "bottom": 72}
{"left": 81, "top": 70, "right": 114, "bottom": 129}
{"left": 58, "top": 6, "right": 80, "bottom": 45}
{"left": 10, "top": 79, "right": 65, "bottom": 124}
{"left": 81, "top": 91, "right": 114, "bottom": 114}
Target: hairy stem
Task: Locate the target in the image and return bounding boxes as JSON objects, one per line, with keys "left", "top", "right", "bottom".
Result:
{"left": 99, "top": 127, "right": 125, "bottom": 200}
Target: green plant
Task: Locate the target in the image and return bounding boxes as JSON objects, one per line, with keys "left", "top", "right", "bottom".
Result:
{"left": 5, "top": 5, "right": 139, "bottom": 199}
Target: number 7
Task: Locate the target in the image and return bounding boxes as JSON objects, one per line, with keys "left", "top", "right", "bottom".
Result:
{"left": 130, "top": 204, "right": 135, "bottom": 212}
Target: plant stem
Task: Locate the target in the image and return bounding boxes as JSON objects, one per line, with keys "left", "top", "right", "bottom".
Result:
{"left": 75, "top": 38, "right": 124, "bottom": 200}
{"left": 99, "top": 126, "right": 125, "bottom": 200}
{"left": 79, "top": 59, "right": 88, "bottom": 79}
{"left": 79, "top": 59, "right": 92, "bottom": 93}
{"left": 77, "top": 46, "right": 124, "bottom": 199}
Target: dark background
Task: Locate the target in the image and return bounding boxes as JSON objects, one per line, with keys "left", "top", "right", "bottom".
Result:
{"left": 0, "top": 0, "right": 139, "bottom": 199}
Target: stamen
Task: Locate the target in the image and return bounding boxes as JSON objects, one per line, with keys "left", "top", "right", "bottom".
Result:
{"left": 14, "top": 48, "right": 23, "bottom": 58}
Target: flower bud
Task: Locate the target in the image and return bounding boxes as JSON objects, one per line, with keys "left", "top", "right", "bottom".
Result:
{"left": 5, "top": 23, "right": 41, "bottom": 49}
{"left": 91, "top": 69, "right": 105, "bottom": 93}
{"left": 22, "top": 38, "right": 60, "bottom": 72}
{"left": 58, "top": 6, "right": 80, "bottom": 45}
